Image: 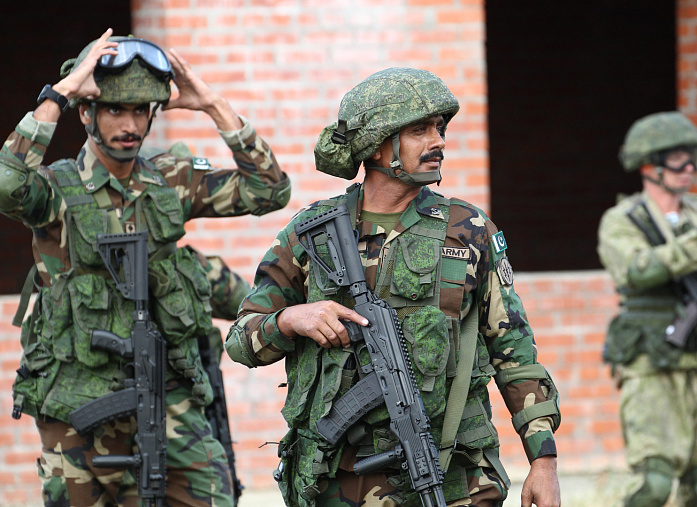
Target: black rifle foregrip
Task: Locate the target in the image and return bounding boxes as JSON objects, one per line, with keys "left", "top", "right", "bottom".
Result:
{"left": 354, "top": 447, "right": 402, "bottom": 475}
{"left": 93, "top": 454, "right": 139, "bottom": 468}
{"left": 69, "top": 387, "right": 137, "bottom": 435}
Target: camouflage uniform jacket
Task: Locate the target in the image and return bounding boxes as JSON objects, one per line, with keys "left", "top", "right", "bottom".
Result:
{"left": 0, "top": 111, "right": 289, "bottom": 423}
{"left": 229, "top": 184, "right": 559, "bottom": 505}
{"left": 598, "top": 190, "right": 697, "bottom": 372}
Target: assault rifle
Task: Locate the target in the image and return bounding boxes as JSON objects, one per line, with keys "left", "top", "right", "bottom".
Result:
{"left": 626, "top": 200, "right": 697, "bottom": 348}
{"left": 69, "top": 232, "right": 167, "bottom": 507}
{"left": 199, "top": 329, "right": 244, "bottom": 504}
{"left": 294, "top": 205, "right": 446, "bottom": 507}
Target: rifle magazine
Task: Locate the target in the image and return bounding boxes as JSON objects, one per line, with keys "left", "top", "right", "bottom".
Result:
{"left": 315, "top": 371, "right": 383, "bottom": 445}
{"left": 69, "top": 387, "right": 137, "bottom": 435}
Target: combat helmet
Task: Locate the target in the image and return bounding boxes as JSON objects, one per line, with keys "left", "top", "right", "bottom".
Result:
{"left": 619, "top": 111, "right": 697, "bottom": 172}
{"left": 59, "top": 35, "right": 174, "bottom": 161}
{"left": 314, "top": 67, "right": 460, "bottom": 186}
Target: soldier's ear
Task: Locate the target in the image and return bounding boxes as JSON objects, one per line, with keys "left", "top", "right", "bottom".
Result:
{"left": 78, "top": 104, "right": 91, "bottom": 125}
{"left": 639, "top": 164, "right": 654, "bottom": 176}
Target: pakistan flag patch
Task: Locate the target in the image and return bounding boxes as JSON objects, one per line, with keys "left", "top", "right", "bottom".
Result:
{"left": 193, "top": 157, "right": 211, "bottom": 170}
{"left": 492, "top": 231, "right": 507, "bottom": 253}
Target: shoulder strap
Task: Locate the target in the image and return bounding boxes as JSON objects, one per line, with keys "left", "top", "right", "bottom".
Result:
{"left": 12, "top": 264, "right": 38, "bottom": 327}
{"left": 50, "top": 159, "right": 82, "bottom": 187}
{"left": 438, "top": 307, "right": 478, "bottom": 472}
{"left": 626, "top": 197, "right": 665, "bottom": 247}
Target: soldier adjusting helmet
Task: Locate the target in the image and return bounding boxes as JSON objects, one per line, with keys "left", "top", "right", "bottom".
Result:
{"left": 60, "top": 36, "right": 173, "bottom": 107}
{"left": 60, "top": 36, "right": 174, "bottom": 161}
{"left": 314, "top": 68, "right": 460, "bottom": 185}
{"left": 619, "top": 111, "right": 697, "bottom": 172}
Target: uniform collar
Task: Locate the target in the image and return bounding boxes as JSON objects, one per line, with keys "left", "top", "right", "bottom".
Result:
{"left": 76, "top": 142, "right": 166, "bottom": 197}
{"left": 352, "top": 184, "right": 446, "bottom": 241}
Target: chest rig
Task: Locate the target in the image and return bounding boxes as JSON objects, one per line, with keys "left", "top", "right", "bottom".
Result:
{"left": 12, "top": 158, "right": 214, "bottom": 424}
{"left": 605, "top": 195, "right": 697, "bottom": 368}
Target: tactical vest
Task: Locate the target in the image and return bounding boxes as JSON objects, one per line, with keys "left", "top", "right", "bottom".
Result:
{"left": 12, "top": 158, "right": 214, "bottom": 423}
{"left": 277, "top": 189, "right": 500, "bottom": 507}
{"left": 604, "top": 194, "right": 697, "bottom": 369}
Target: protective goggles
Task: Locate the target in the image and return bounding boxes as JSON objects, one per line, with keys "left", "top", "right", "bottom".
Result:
{"left": 98, "top": 38, "right": 173, "bottom": 78}
{"left": 663, "top": 159, "right": 696, "bottom": 173}
{"left": 658, "top": 147, "right": 697, "bottom": 173}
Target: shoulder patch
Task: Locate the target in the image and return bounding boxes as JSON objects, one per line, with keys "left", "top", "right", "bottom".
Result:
{"left": 192, "top": 157, "right": 211, "bottom": 170}
{"left": 496, "top": 257, "right": 515, "bottom": 286}
{"left": 492, "top": 231, "right": 508, "bottom": 253}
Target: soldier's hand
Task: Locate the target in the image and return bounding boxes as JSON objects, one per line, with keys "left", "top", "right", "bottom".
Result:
{"left": 54, "top": 28, "right": 118, "bottom": 102}
{"left": 277, "top": 301, "right": 369, "bottom": 349}
{"left": 521, "top": 455, "right": 561, "bottom": 507}
{"left": 164, "top": 48, "right": 213, "bottom": 111}
{"left": 164, "top": 48, "right": 243, "bottom": 131}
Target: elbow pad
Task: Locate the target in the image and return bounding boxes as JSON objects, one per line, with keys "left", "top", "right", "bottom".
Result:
{"left": 225, "top": 315, "right": 263, "bottom": 368}
{"left": 238, "top": 174, "right": 291, "bottom": 216}
{"left": 494, "top": 364, "right": 561, "bottom": 433}
{"left": 0, "top": 165, "right": 30, "bottom": 210}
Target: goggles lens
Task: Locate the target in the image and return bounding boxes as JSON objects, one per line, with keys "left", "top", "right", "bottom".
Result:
{"left": 661, "top": 148, "right": 697, "bottom": 173}
{"left": 663, "top": 159, "right": 696, "bottom": 173}
{"left": 98, "top": 39, "right": 173, "bottom": 77}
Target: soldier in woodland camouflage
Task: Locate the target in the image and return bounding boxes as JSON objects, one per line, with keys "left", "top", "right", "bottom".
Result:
{"left": 598, "top": 111, "right": 697, "bottom": 507}
{"left": 227, "top": 68, "right": 561, "bottom": 507}
{"left": 1, "top": 29, "right": 289, "bottom": 506}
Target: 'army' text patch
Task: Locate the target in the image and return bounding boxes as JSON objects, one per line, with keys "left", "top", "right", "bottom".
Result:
{"left": 442, "top": 246, "right": 470, "bottom": 260}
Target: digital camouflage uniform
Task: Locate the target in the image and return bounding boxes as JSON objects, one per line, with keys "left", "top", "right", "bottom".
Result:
{"left": 598, "top": 110, "right": 697, "bottom": 507}
{"left": 0, "top": 108, "right": 288, "bottom": 506}
{"left": 599, "top": 192, "right": 697, "bottom": 506}
{"left": 227, "top": 182, "right": 560, "bottom": 507}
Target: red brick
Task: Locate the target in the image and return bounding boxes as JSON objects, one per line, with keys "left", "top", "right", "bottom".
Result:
{"left": 436, "top": 8, "right": 484, "bottom": 24}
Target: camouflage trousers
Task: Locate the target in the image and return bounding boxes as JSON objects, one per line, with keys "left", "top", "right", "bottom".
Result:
{"left": 313, "top": 466, "right": 506, "bottom": 507}
{"left": 36, "top": 383, "right": 235, "bottom": 507}
{"left": 619, "top": 364, "right": 697, "bottom": 505}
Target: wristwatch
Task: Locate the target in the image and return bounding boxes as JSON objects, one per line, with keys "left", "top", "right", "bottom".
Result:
{"left": 36, "top": 84, "right": 70, "bottom": 112}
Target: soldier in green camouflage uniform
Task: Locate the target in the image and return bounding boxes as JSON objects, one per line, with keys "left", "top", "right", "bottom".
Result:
{"left": 1, "top": 29, "right": 289, "bottom": 506}
{"left": 598, "top": 111, "right": 697, "bottom": 507}
{"left": 227, "top": 68, "right": 561, "bottom": 507}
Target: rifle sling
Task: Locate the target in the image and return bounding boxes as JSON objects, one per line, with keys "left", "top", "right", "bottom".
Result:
{"left": 438, "top": 307, "right": 478, "bottom": 472}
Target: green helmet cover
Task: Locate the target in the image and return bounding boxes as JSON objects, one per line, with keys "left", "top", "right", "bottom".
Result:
{"left": 619, "top": 111, "right": 697, "bottom": 171}
{"left": 60, "top": 36, "right": 171, "bottom": 107}
{"left": 315, "top": 67, "right": 460, "bottom": 179}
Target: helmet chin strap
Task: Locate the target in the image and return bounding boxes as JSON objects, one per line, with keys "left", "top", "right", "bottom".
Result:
{"left": 85, "top": 102, "right": 161, "bottom": 163}
{"left": 364, "top": 134, "right": 442, "bottom": 187}
{"left": 643, "top": 166, "right": 692, "bottom": 195}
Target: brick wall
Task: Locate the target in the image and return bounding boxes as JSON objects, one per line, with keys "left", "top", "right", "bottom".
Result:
{"left": 679, "top": 0, "right": 697, "bottom": 122}
{"left": 0, "top": 271, "right": 621, "bottom": 504}
{"left": 130, "top": 0, "right": 489, "bottom": 280}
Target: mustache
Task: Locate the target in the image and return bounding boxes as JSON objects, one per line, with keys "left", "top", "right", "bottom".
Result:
{"left": 111, "top": 133, "right": 142, "bottom": 143}
{"left": 419, "top": 150, "right": 444, "bottom": 164}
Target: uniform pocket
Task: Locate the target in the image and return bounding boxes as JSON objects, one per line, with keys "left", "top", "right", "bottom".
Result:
{"left": 150, "top": 247, "right": 213, "bottom": 345}
{"left": 69, "top": 210, "right": 109, "bottom": 267}
{"left": 142, "top": 188, "right": 185, "bottom": 243}
{"left": 390, "top": 236, "right": 440, "bottom": 301}
{"left": 13, "top": 290, "right": 61, "bottom": 418}
{"left": 150, "top": 259, "right": 195, "bottom": 344}
{"left": 604, "top": 315, "right": 645, "bottom": 365}
{"left": 402, "top": 306, "right": 449, "bottom": 418}
{"left": 68, "top": 274, "right": 110, "bottom": 368}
